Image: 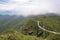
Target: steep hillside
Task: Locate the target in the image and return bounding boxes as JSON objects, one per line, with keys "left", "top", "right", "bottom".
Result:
{"left": 0, "top": 15, "right": 25, "bottom": 32}
{"left": 20, "top": 14, "right": 60, "bottom": 40}
{"left": 0, "top": 14, "right": 60, "bottom": 40}
{"left": 0, "top": 30, "right": 44, "bottom": 40}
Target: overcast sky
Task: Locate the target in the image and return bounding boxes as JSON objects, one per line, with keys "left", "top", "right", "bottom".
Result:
{"left": 0, "top": 0, "right": 60, "bottom": 16}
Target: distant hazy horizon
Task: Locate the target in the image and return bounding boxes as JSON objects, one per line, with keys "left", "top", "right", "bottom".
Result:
{"left": 0, "top": 0, "right": 60, "bottom": 16}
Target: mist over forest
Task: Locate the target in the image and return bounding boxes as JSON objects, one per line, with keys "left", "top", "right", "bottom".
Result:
{"left": 0, "top": 0, "right": 60, "bottom": 40}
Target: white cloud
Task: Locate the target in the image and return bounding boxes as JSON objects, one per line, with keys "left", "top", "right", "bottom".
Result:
{"left": 9, "top": 0, "right": 29, "bottom": 4}
{"left": 0, "top": 0, "right": 60, "bottom": 16}
{"left": 0, "top": 4, "right": 16, "bottom": 11}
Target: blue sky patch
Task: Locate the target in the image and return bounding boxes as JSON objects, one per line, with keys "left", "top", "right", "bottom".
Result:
{"left": 0, "top": 0, "right": 8, "bottom": 4}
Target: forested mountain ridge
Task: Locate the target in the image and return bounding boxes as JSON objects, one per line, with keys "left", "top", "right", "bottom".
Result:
{"left": 0, "top": 13, "right": 60, "bottom": 40}
{"left": 19, "top": 14, "right": 60, "bottom": 40}
{"left": 0, "top": 15, "right": 25, "bottom": 32}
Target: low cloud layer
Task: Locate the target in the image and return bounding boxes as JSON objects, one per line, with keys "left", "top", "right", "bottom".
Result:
{"left": 0, "top": 0, "right": 60, "bottom": 16}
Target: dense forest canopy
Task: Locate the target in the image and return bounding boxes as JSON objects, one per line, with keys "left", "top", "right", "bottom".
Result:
{"left": 0, "top": 13, "right": 60, "bottom": 40}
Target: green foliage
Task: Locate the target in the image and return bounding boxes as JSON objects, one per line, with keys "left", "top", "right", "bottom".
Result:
{"left": 20, "top": 15, "right": 60, "bottom": 40}
{"left": 0, "top": 14, "right": 60, "bottom": 40}
{"left": 0, "top": 30, "right": 44, "bottom": 40}
{"left": 0, "top": 15, "right": 25, "bottom": 32}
